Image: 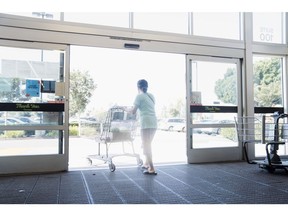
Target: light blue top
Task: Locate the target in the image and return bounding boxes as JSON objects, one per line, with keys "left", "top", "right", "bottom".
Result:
{"left": 134, "top": 92, "right": 157, "bottom": 129}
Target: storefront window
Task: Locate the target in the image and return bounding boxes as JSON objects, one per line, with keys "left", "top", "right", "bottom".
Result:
{"left": 253, "top": 55, "right": 285, "bottom": 157}
{"left": 193, "top": 12, "right": 242, "bottom": 40}
{"left": 133, "top": 12, "right": 189, "bottom": 34}
{"left": 4, "top": 12, "right": 61, "bottom": 20}
{"left": 253, "top": 13, "right": 285, "bottom": 44}
{"left": 253, "top": 56, "right": 283, "bottom": 107}
{"left": 64, "top": 12, "right": 129, "bottom": 28}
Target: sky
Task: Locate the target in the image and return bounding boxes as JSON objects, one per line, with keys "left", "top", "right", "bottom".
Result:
{"left": 70, "top": 46, "right": 186, "bottom": 117}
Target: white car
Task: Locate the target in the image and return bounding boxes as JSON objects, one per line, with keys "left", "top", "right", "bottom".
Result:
{"left": 158, "top": 118, "right": 186, "bottom": 132}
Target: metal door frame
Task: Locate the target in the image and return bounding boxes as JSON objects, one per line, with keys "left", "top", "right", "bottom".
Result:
{"left": 0, "top": 40, "right": 70, "bottom": 174}
{"left": 186, "top": 55, "right": 243, "bottom": 163}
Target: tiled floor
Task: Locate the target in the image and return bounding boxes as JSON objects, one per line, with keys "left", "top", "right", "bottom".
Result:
{"left": 1, "top": 161, "right": 288, "bottom": 204}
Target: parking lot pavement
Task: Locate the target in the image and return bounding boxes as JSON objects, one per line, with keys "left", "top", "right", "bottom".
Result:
{"left": 0, "top": 130, "right": 186, "bottom": 168}
{"left": 68, "top": 130, "right": 187, "bottom": 169}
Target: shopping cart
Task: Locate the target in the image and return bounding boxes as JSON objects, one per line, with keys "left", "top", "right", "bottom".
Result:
{"left": 87, "top": 106, "right": 143, "bottom": 172}
{"left": 235, "top": 113, "right": 288, "bottom": 173}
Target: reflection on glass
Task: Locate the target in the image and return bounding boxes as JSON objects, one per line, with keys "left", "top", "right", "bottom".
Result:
{"left": 253, "top": 12, "right": 285, "bottom": 44}
{"left": 193, "top": 12, "right": 241, "bottom": 40}
{"left": 133, "top": 12, "right": 189, "bottom": 34}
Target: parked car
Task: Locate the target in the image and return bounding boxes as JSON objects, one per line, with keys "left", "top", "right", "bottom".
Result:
{"left": 69, "top": 117, "right": 99, "bottom": 126}
{"left": 0, "top": 117, "right": 35, "bottom": 136}
{"left": 158, "top": 118, "right": 186, "bottom": 132}
{"left": 0, "top": 119, "right": 5, "bottom": 125}
{"left": 18, "top": 117, "right": 38, "bottom": 124}
{"left": 195, "top": 119, "right": 234, "bottom": 135}
{"left": 4, "top": 117, "right": 26, "bottom": 125}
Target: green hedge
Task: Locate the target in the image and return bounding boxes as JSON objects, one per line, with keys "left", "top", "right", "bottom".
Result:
{"left": 220, "top": 128, "right": 237, "bottom": 141}
{"left": 0, "top": 131, "right": 25, "bottom": 138}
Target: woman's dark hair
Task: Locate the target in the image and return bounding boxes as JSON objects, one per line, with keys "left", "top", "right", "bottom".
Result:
{"left": 137, "top": 79, "right": 148, "bottom": 93}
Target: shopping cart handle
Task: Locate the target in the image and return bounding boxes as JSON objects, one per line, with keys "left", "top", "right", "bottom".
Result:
{"left": 267, "top": 141, "right": 285, "bottom": 145}
{"left": 270, "top": 112, "right": 288, "bottom": 119}
{"left": 279, "top": 113, "right": 288, "bottom": 118}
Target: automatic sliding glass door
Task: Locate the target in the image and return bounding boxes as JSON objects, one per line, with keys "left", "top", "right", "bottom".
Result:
{"left": 186, "top": 55, "right": 242, "bottom": 163}
{"left": 0, "top": 42, "right": 69, "bottom": 174}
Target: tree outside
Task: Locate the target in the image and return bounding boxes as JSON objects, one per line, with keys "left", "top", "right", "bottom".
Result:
{"left": 69, "top": 70, "right": 97, "bottom": 117}
{"left": 69, "top": 70, "right": 97, "bottom": 136}
{"left": 160, "top": 98, "right": 185, "bottom": 119}
{"left": 215, "top": 57, "right": 281, "bottom": 107}
{"left": 214, "top": 68, "right": 237, "bottom": 105}
{"left": 253, "top": 57, "right": 281, "bottom": 107}
{"left": 0, "top": 78, "right": 21, "bottom": 102}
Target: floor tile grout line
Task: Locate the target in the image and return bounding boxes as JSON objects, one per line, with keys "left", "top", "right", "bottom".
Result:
{"left": 158, "top": 168, "right": 224, "bottom": 204}
{"left": 102, "top": 172, "right": 127, "bottom": 204}
{"left": 120, "top": 170, "right": 159, "bottom": 204}
{"left": 3, "top": 163, "right": 288, "bottom": 204}
{"left": 57, "top": 174, "right": 61, "bottom": 204}
{"left": 80, "top": 171, "right": 95, "bottom": 204}
{"left": 172, "top": 166, "right": 244, "bottom": 199}
{"left": 24, "top": 176, "right": 39, "bottom": 204}
{"left": 153, "top": 177, "right": 191, "bottom": 204}
{"left": 217, "top": 168, "right": 288, "bottom": 194}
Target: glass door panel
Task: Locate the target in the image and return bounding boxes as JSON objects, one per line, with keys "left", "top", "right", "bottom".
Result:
{"left": 0, "top": 43, "right": 69, "bottom": 174}
{"left": 186, "top": 55, "right": 242, "bottom": 163}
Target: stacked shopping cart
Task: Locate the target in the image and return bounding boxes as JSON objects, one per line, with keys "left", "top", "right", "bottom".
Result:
{"left": 235, "top": 113, "right": 288, "bottom": 173}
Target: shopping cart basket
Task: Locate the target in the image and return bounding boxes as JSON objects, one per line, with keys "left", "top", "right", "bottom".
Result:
{"left": 87, "top": 106, "right": 143, "bottom": 172}
{"left": 235, "top": 113, "right": 288, "bottom": 173}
